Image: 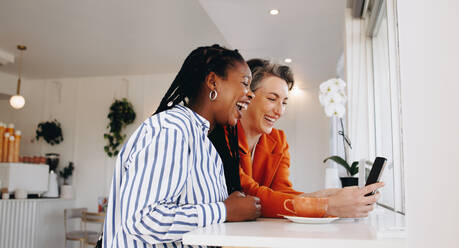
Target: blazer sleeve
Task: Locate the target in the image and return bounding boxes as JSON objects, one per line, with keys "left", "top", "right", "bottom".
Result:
{"left": 240, "top": 167, "right": 300, "bottom": 218}
{"left": 239, "top": 129, "right": 305, "bottom": 218}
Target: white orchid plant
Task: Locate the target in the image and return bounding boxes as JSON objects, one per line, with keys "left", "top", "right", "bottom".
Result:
{"left": 319, "top": 78, "right": 358, "bottom": 177}
{"left": 319, "top": 78, "right": 347, "bottom": 117}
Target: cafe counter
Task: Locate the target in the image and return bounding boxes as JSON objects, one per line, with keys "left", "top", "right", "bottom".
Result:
{"left": 0, "top": 198, "right": 75, "bottom": 248}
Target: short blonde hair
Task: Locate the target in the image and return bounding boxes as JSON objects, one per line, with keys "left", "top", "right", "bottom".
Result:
{"left": 247, "top": 58, "right": 294, "bottom": 91}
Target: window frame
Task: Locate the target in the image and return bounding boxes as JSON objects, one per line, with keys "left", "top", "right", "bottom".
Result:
{"left": 367, "top": 0, "right": 405, "bottom": 214}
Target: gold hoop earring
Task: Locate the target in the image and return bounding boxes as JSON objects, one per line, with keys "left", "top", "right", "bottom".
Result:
{"left": 209, "top": 90, "right": 218, "bottom": 101}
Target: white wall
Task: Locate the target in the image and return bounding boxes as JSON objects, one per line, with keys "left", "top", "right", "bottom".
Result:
{"left": 397, "top": 0, "right": 459, "bottom": 247}
{"left": 0, "top": 72, "right": 175, "bottom": 211}
{"left": 70, "top": 74, "right": 175, "bottom": 210}
{"left": 0, "top": 71, "right": 328, "bottom": 210}
{"left": 276, "top": 86, "right": 329, "bottom": 193}
{"left": 0, "top": 71, "right": 16, "bottom": 96}
{"left": 0, "top": 74, "right": 47, "bottom": 157}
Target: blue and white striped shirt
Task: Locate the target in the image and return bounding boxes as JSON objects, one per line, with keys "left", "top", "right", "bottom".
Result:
{"left": 103, "top": 105, "right": 228, "bottom": 248}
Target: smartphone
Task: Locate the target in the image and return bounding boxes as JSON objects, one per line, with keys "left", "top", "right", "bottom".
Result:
{"left": 364, "top": 157, "right": 387, "bottom": 196}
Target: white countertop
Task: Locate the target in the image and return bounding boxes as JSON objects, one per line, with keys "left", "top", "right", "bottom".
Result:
{"left": 183, "top": 206, "right": 406, "bottom": 248}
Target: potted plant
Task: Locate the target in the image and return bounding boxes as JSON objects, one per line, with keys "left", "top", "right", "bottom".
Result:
{"left": 59, "top": 162, "right": 74, "bottom": 199}
{"left": 319, "top": 78, "right": 359, "bottom": 187}
{"left": 35, "top": 119, "right": 64, "bottom": 145}
{"left": 323, "top": 156, "right": 359, "bottom": 187}
{"left": 104, "top": 98, "right": 136, "bottom": 157}
{"left": 59, "top": 162, "right": 74, "bottom": 185}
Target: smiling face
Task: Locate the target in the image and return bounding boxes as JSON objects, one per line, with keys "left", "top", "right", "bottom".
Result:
{"left": 241, "top": 75, "right": 289, "bottom": 134}
{"left": 212, "top": 62, "right": 254, "bottom": 126}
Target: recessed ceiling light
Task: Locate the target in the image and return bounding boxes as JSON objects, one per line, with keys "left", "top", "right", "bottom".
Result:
{"left": 284, "top": 58, "right": 292, "bottom": 63}
{"left": 269, "top": 9, "right": 279, "bottom": 15}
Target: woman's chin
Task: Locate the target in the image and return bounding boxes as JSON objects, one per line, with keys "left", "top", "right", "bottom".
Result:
{"left": 227, "top": 116, "right": 238, "bottom": 126}
{"left": 231, "top": 109, "right": 243, "bottom": 125}
{"left": 261, "top": 125, "right": 274, "bottom": 134}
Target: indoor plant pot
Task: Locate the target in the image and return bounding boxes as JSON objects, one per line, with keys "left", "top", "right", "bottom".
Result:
{"left": 323, "top": 155, "right": 360, "bottom": 188}
{"left": 339, "top": 177, "right": 358, "bottom": 187}
{"left": 59, "top": 162, "right": 74, "bottom": 199}
{"left": 60, "top": 185, "right": 73, "bottom": 199}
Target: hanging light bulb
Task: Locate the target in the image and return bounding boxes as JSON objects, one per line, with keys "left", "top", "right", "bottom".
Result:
{"left": 10, "top": 45, "right": 27, "bottom": 109}
{"left": 10, "top": 95, "right": 25, "bottom": 109}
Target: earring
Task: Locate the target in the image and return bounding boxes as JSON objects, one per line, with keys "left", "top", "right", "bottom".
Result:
{"left": 209, "top": 90, "right": 218, "bottom": 101}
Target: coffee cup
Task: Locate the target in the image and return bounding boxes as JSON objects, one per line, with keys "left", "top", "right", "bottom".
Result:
{"left": 14, "top": 189, "right": 27, "bottom": 199}
{"left": 283, "top": 196, "right": 328, "bottom": 218}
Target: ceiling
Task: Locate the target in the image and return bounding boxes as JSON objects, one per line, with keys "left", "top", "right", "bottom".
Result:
{"left": 0, "top": 0, "right": 345, "bottom": 87}
{"left": 0, "top": 0, "right": 229, "bottom": 78}
{"left": 199, "top": 0, "right": 345, "bottom": 88}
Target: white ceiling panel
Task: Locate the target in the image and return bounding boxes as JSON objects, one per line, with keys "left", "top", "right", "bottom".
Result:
{"left": 0, "top": 0, "right": 229, "bottom": 78}
{"left": 199, "top": 0, "right": 345, "bottom": 87}
{"left": 0, "top": 0, "right": 345, "bottom": 87}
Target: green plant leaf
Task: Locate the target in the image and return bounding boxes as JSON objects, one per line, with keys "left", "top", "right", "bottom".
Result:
{"left": 350, "top": 161, "right": 359, "bottom": 176}
{"left": 59, "top": 162, "right": 74, "bottom": 181}
{"left": 323, "top": 156, "right": 352, "bottom": 173}
{"left": 104, "top": 98, "right": 136, "bottom": 157}
{"left": 35, "top": 119, "right": 64, "bottom": 145}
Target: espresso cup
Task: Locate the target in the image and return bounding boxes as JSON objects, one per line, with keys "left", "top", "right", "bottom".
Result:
{"left": 14, "top": 189, "right": 27, "bottom": 199}
{"left": 283, "top": 196, "right": 328, "bottom": 218}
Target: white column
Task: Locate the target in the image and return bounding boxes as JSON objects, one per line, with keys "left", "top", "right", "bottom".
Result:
{"left": 397, "top": 0, "right": 459, "bottom": 247}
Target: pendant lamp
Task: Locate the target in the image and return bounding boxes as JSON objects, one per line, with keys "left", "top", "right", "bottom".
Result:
{"left": 9, "top": 45, "right": 27, "bottom": 109}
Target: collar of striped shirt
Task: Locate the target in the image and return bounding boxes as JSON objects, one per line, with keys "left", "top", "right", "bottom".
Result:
{"left": 175, "top": 104, "right": 210, "bottom": 134}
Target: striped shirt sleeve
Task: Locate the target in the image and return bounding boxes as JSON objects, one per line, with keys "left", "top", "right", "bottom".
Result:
{"left": 119, "top": 125, "right": 226, "bottom": 244}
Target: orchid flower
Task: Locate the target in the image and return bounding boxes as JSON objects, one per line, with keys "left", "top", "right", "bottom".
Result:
{"left": 319, "top": 78, "right": 356, "bottom": 177}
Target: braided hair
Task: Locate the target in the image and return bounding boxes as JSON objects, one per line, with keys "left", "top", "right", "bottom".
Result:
{"left": 154, "top": 44, "right": 244, "bottom": 194}
{"left": 154, "top": 44, "right": 245, "bottom": 114}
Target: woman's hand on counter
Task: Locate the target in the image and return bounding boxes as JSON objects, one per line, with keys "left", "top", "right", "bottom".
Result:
{"left": 224, "top": 191, "right": 261, "bottom": 222}
{"left": 326, "top": 182, "right": 384, "bottom": 218}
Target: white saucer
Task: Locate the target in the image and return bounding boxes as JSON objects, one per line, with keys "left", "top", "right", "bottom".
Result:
{"left": 281, "top": 215, "right": 339, "bottom": 224}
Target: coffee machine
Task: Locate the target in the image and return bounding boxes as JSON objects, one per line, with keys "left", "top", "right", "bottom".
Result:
{"left": 43, "top": 153, "right": 59, "bottom": 197}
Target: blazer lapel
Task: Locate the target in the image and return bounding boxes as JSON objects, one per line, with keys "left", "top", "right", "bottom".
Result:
{"left": 253, "top": 134, "right": 283, "bottom": 186}
{"left": 237, "top": 122, "right": 284, "bottom": 187}
{"left": 237, "top": 122, "right": 253, "bottom": 177}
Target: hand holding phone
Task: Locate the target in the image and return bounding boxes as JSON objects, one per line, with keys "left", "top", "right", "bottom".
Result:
{"left": 364, "top": 157, "right": 387, "bottom": 196}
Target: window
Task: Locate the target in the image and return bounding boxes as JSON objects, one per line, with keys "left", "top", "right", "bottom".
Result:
{"left": 368, "top": 0, "right": 405, "bottom": 213}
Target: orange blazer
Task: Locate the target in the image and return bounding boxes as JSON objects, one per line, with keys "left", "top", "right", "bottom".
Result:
{"left": 236, "top": 121, "right": 304, "bottom": 218}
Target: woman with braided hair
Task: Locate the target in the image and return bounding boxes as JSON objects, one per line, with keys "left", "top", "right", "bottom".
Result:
{"left": 103, "top": 45, "right": 260, "bottom": 248}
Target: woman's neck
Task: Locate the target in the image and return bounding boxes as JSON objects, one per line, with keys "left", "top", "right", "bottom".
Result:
{"left": 187, "top": 101, "right": 215, "bottom": 133}
{"left": 240, "top": 118, "right": 262, "bottom": 152}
